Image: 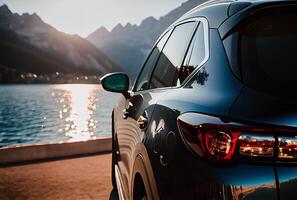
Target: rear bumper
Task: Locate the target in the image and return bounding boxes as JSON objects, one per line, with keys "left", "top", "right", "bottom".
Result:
{"left": 157, "top": 160, "right": 278, "bottom": 200}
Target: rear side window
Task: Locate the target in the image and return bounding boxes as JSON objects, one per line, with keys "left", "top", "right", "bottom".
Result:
{"left": 225, "top": 5, "right": 297, "bottom": 98}
{"left": 180, "top": 22, "right": 206, "bottom": 84}
{"left": 134, "top": 31, "right": 171, "bottom": 91}
{"left": 149, "top": 22, "right": 197, "bottom": 89}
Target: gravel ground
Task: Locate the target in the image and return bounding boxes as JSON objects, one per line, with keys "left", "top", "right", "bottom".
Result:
{"left": 0, "top": 154, "right": 113, "bottom": 200}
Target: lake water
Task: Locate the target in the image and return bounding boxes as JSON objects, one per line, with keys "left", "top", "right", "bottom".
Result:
{"left": 0, "top": 84, "right": 120, "bottom": 147}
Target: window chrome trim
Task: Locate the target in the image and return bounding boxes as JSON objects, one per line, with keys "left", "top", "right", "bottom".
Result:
{"left": 179, "top": 17, "right": 210, "bottom": 88}
{"left": 148, "top": 20, "right": 199, "bottom": 90}
{"left": 132, "top": 28, "right": 174, "bottom": 92}
{"left": 132, "top": 17, "right": 210, "bottom": 95}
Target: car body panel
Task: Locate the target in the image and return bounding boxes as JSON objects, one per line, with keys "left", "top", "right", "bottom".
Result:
{"left": 218, "top": 0, "right": 297, "bottom": 39}
{"left": 275, "top": 165, "right": 297, "bottom": 200}
{"left": 231, "top": 87, "right": 297, "bottom": 128}
{"left": 177, "top": 1, "right": 231, "bottom": 29}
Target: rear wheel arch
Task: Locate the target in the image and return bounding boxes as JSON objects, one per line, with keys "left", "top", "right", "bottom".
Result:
{"left": 131, "top": 154, "right": 152, "bottom": 200}
{"left": 130, "top": 147, "right": 160, "bottom": 200}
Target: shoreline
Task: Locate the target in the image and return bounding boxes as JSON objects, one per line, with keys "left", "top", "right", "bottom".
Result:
{"left": 0, "top": 137, "right": 112, "bottom": 166}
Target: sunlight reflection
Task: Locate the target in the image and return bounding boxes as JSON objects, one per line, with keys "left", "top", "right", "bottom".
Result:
{"left": 54, "top": 84, "right": 98, "bottom": 142}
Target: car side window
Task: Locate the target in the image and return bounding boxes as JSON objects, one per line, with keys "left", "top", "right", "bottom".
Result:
{"left": 149, "top": 22, "right": 197, "bottom": 89}
{"left": 178, "top": 22, "right": 206, "bottom": 85}
{"left": 134, "top": 31, "right": 171, "bottom": 91}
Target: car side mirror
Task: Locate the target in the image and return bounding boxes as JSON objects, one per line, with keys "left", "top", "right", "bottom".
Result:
{"left": 100, "top": 72, "right": 130, "bottom": 98}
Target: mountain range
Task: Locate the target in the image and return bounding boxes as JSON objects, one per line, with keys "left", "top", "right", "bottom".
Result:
{"left": 0, "top": 4, "right": 120, "bottom": 81}
{"left": 87, "top": 0, "right": 206, "bottom": 80}
{"left": 0, "top": 1, "right": 206, "bottom": 83}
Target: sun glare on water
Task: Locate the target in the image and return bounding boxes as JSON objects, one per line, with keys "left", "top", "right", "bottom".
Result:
{"left": 54, "top": 84, "right": 99, "bottom": 142}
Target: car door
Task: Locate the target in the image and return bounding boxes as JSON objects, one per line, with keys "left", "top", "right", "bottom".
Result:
{"left": 113, "top": 29, "right": 172, "bottom": 198}
{"left": 114, "top": 20, "right": 199, "bottom": 198}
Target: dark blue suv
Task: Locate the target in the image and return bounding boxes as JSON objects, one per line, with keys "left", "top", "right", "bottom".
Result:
{"left": 102, "top": 0, "right": 297, "bottom": 199}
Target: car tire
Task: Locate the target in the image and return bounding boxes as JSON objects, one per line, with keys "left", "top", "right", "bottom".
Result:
{"left": 109, "top": 188, "right": 119, "bottom": 200}
{"left": 111, "top": 139, "right": 117, "bottom": 188}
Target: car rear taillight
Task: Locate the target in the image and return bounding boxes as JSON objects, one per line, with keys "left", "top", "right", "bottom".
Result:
{"left": 177, "top": 113, "right": 275, "bottom": 163}
{"left": 276, "top": 128, "right": 297, "bottom": 159}
{"left": 278, "top": 136, "right": 297, "bottom": 159}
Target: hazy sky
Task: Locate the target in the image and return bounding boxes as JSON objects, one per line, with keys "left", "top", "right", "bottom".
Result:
{"left": 0, "top": 0, "right": 188, "bottom": 37}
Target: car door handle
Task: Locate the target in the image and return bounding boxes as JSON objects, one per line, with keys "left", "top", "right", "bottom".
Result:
{"left": 137, "top": 111, "right": 148, "bottom": 129}
{"left": 123, "top": 102, "right": 134, "bottom": 119}
{"left": 122, "top": 108, "right": 129, "bottom": 119}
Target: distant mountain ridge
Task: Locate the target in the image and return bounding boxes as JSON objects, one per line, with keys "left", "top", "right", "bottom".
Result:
{"left": 0, "top": 4, "right": 121, "bottom": 77}
{"left": 87, "top": 0, "right": 207, "bottom": 79}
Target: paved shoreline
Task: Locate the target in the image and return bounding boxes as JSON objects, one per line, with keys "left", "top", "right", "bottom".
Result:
{"left": 0, "top": 137, "right": 112, "bottom": 165}
{"left": 0, "top": 153, "right": 112, "bottom": 200}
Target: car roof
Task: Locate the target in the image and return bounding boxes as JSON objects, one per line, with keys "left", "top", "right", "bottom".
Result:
{"left": 173, "top": 0, "right": 296, "bottom": 29}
